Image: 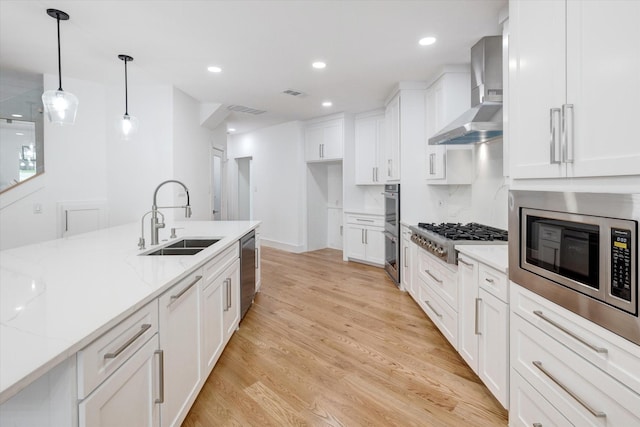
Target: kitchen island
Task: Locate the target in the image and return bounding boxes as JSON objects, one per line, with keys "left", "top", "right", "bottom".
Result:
{"left": 0, "top": 220, "right": 260, "bottom": 425}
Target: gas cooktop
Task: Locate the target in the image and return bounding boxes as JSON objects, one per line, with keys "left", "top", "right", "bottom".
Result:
{"left": 410, "top": 222, "right": 508, "bottom": 264}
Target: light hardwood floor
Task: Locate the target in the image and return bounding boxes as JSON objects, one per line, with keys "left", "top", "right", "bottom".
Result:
{"left": 183, "top": 247, "right": 508, "bottom": 426}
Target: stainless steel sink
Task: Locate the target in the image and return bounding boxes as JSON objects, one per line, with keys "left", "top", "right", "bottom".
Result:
{"left": 144, "top": 238, "right": 220, "bottom": 256}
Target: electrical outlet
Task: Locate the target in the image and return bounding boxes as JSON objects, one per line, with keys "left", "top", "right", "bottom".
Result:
{"left": 438, "top": 199, "right": 445, "bottom": 207}
{"left": 33, "top": 203, "right": 42, "bottom": 214}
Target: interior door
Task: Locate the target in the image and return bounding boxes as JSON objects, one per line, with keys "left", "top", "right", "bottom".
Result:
{"left": 211, "top": 148, "right": 224, "bottom": 220}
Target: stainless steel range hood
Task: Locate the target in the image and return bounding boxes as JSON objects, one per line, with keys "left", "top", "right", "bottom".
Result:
{"left": 429, "top": 36, "right": 503, "bottom": 145}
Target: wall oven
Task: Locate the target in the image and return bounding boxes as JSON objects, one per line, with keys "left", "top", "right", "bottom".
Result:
{"left": 383, "top": 184, "right": 400, "bottom": 286}
{"left": 509, "top": 190, "right": 639, "bottom": 345}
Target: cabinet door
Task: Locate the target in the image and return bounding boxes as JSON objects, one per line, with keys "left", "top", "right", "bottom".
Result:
{"left": 355, "top": 117, "right": 380, "bottom": 185}
{"left": 159, "top": 273, "right": 202, "bottom": 427}
{"left": 425, "top": 145, "right": 445, "bottom": 180}
{"left": 222, "top": 260, "right": 241, "bottom": 339}
{"left": 201, "top": 273, "right": 225, "bottom": 375}
{"left": 457, "top": 256, "right": 479, "bottom": 372}
{"left": 346, "top": 225, "right": 367, "bottom": 261}
{"left": 322, "top": 120, "right": 344, "bottom": 160}
{"left": 79, "top": 335, "right": 160, "bottom": 427}
{"left": 478, "top": 288, "right": 509, "bottom": 409}
{"left": 305, "top": 126, "right": 323, "bottom": 161}
{"left": 510, "top": 369, "right": 572, "bottom": 427}
{"left": 385, "top": 94, "right": 401, "bottom": 181}
{"left": 566, "top": 1, "right": 640, "bottom": 178}
{"left": 365, "top": 227, "right": 385, "bottom": 266}
{"left": 509, "top": 0, "right": 567, "bottom": 179}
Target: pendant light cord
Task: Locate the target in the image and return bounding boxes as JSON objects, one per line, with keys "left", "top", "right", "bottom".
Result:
{"left": 56, "top": 13, "right": 63, "bottom": 91}
{"left": 124, "top": 58, "right": 129, "bottom": 115}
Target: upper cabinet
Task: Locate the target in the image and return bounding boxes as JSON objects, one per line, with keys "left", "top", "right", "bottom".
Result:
{"left": 509, "top": 0, "right": 640, "bottom": 179}
{"left": 425, "top": 70, "right": 474, "bottom": 185}
{"left": 354, "top": 111, "right": 385, "bottom": 185}
{"left": 384, "top": 94, "right": 401, "bottom": 181}
{"left": 305, "top": 117, "right": 344, "bottom": 162}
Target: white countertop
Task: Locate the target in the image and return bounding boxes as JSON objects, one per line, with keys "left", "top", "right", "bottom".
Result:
{"left": 0, "top": 220, "right": 259, "bottom": 403}
{"left": 455, "top": 244, "right": 509, "bottom": 273}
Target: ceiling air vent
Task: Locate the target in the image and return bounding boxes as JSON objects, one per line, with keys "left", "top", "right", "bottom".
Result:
{"left": 282, "top": 89, "right": 307, "bottom": 98}
{"left": 227, "top": 105, "right": 266, "bottom": 115}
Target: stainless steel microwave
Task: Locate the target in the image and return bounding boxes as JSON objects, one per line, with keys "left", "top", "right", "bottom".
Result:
{"left": 509, "top": 190, "right": 639, "bottom": 345}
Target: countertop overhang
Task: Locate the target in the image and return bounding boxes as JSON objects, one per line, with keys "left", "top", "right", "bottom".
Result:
{"left": 0, "top": 220, "right": 260, "bottom": 403}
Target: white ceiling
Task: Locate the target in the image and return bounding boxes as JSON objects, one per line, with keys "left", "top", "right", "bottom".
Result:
{"left": 0, "top": 0, "right": 506, "bottom": 134}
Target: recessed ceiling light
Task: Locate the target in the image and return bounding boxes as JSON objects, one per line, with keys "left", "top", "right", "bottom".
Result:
{"left": 322, "top": 101, "right": 332, "bottom": 107}
{"left": 16, "top": 132, "right": 24, "bottom": 136}
{"left": 207, "top": 66, "right": 222, "bottom": 73}
{"left": 312, "top": 61, "right": 326, "bottom": 69}
{"left": 11, "top": 114, "right": 23, "bottom": 118}
{"left": 228, "top": 128, "right": 236, "bottom": 132}
{"left": 419, "top": 36, "right": 437, "bottom": 46}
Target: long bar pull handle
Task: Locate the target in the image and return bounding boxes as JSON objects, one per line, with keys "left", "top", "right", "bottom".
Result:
{"left": 318, "top": 144, "right": 322, "bottom": 159}
{"left": 365, "top": 229, "right": 368, "bottom": 245}
{"left": 387, "top": 159, "right": 392, "bottom": 177}
{"left": 404, "top": 246, "right": 408, "bottom": 268}
{"left": 424, "top": 300, "right": 442, "bottom": 318}
{"left": 104, "top": 324, "right": 152, "bottom": 359}
{"left": 533, "top": 310, "right": 607, "bottom": 353}
{"left": 224, "top": 278, "right": 231, "bottom": 311}
{"left": 361, "top": 229, "right": 365, "bottom": 244}
{"left": 533, "top": 424, "right": 542, "bottom": 427}
{"left": 425, "top": 270, "right": 443, "bottom": 284}
{"left": 562, "top": 104, "right": 574, "bottom": 163}
{"left": 458, "top": 258, "right": 473, "bottom": 267}
{"left": 375, "top": 167, "right": 378, "bottom": 182}
{"left": 429, "top": 153, "right": 436, "bottom": 175}
{"left": 549, "top": 108, "right": 561, "bottom": 164}
{"left": 356, "top": 219, "right": 375, "bottom": 223}
{"left": 154, "top": 350, "right": 164, "bottom": 404}
{"left": 475, "top": 298, "right": 482, "bottom": 335}
{"left": 170, "top": 275, "right": 202, "bottom": 304}
{"left": 533, "top": 361, "right": 606, "bottom": 418}
{"left": 255, "top": 248, "right": 259, "bottom": 269}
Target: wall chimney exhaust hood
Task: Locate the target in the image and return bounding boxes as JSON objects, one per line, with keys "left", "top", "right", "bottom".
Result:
{"left": 429, "top": 36, "right": 503, "bottom": 145}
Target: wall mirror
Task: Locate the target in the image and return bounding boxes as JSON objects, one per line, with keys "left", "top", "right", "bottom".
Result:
{"left": 0, "top": 68, "right": 44, "bottom": 193}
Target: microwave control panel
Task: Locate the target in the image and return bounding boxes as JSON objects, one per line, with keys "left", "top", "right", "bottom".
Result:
{"left": 611, "top": 228, "right": 633, "bottom": 302}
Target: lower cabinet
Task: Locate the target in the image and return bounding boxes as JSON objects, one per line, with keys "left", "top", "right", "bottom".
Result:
{"left": 159, "top": 270, "right": 203, "bottom": 427}
{"left": 79, "top": 335, "right": 161, "bottom": 427}
{"left": 400, "top": 225, "right": 413, "bottom": 293}
{"left": 345, "top": 213, "right": 385, "bottom": 266}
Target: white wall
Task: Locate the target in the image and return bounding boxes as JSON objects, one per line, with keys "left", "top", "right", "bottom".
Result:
{"left": 0, "top": 74, "right": 108, "bottom": 250}
{"left": 227, "top": 121, "right": 306, "bottom": 252}
{"left": 237, "top": 157, "right": 251, "bottom": 220}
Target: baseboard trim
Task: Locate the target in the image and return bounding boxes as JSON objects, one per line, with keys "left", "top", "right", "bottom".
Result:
{"left": 261, "top": 238, "right": 306, "bottom": 253}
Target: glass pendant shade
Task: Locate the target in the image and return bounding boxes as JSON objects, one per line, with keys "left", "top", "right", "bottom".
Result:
{"left": 42, "top": 89, "right": 79, "bottom": 125}
{"left": 43, "top": 9, "right": 78, "bottom": 125}
{"left": 118, "top": 113, "right": 139, "bottom": 140}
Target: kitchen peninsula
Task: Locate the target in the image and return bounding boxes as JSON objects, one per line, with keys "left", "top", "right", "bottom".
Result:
{"left": 0, "top": 220, "right": 260, "bottom": 426}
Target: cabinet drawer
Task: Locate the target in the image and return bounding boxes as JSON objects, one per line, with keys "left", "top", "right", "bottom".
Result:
{"left": 417, "top": 250, "right": 457, "bottom": 310}
{"left": 203, "top": 243, "right": 239, "bottom": 286}
{"left": 418, "top": 277, "right": 458, "bottom": 350}
{"left": 510, "top": 368, "right": 572, "bottom": 427}
{"left": 512, "top": 313, "right": 640, "bottom": 426}
{"left": 511, "top": 284, "right": 640, "bottom": 393}
{"left": 478, "top": 263, "right": 507, "bottom": 303}
{"left": 77, "top": 300, "right": 158, "bottom": 399}
{"left": 345, "top": 214, "right": 384, "bottom": 228}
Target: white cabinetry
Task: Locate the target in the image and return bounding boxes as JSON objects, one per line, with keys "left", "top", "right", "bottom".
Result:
{"left": 78, "top": 301, "right": 160, "bottom": 427}
{"left": 509, "top": 0, "right": 640, "bottom": 179}
{"left": 159, "top": 271, "right": 203, "bottom": 427}
{"left": 401, "top": 225, "right": 413, "bottom": 294}
{"left": 457, "top": 254, "right": 509, "bottom": 409}
{"left": 510, "top": 283, "right": 640, "bottom": 425}
{"left": 355, "top": 112, "right": 385, "bottom": 184}
{"left": 425, "top": 70, "right": 474, "bottom": 184}
{"left": 345, "top": 213, "right": 384, "bottom": 266}
{"left": 384, "top": 94, "right": 400, "bottom": 181}
{"left": 305, "top": 117, "right": 344, "bottom": 162}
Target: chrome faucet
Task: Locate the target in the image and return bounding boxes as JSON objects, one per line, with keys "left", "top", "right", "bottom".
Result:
{"left": 150, "top": 180, "right": 192, "bottom": 245}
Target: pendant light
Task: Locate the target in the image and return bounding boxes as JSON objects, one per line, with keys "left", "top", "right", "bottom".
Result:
{"left": 41, "top": 9, "right": 78, "bottom": 125}
{"left": 117, "top": 54, "right": 139, "bottom": 140}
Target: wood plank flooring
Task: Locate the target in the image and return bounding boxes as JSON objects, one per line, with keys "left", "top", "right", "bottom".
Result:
{"left": 183, "top": 247, "right": 508, "bottom": 426}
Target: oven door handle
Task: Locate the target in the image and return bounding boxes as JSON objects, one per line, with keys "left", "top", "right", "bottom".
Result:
{"left": 383, "top": 231, "right": 397, "bottom": 243}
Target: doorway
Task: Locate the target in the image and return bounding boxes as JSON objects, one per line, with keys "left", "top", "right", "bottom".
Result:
{"left": 237, "top": 157, "right": 252, "bottom": 220}
{"left": 211, "top": 147, "right": 224, "bottom": 220}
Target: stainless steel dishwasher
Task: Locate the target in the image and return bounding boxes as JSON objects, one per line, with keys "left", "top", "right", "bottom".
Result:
{"left": 240, "top": 230, "right": 256, "bottom": 321}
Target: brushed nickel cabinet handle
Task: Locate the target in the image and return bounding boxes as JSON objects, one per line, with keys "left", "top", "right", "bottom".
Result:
{"left": 104, "top": 323, "right": 152, "bottom": 359}
{"left": 424, "top": 300, "right": 442, "bottom": 318}
{"left": 170, "top": 275, "right": 202, "bottom": 304}
{"left": 475, "top": 298, "right": 482, "bottom": 335}
{"left": 458, "top": 258, "right": 473, "bottom": 267}
{"left": 404, "top": 246, "right": 408, "bottom": 268}
{"left": 562, "top": 104, "right": 574, "bottom": 163}
{"left": 429, "top": 152, "right": 436, "bottom": 175}
{"left": 549, "top": 108, "right": 561, "bottom": 164}
{"left": 533, "top": 423, "right": 543, "bottom": 427}
{"left": 532, "top": 361, "right": 606, "bottom": 418}
{"left": 425, "top": 269, "right": 443, "bottom": 284}
{"left": 533, "top": 310, "right": 607, "bottom": 354}
{"left": 154, "top": 349, "right": 164, "bottom": 404}
{"left": 484, "top": 277, "right": 495, "bottom": 284}
{"left": 224, "top": 278, "right": 231, "bottom": 311}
